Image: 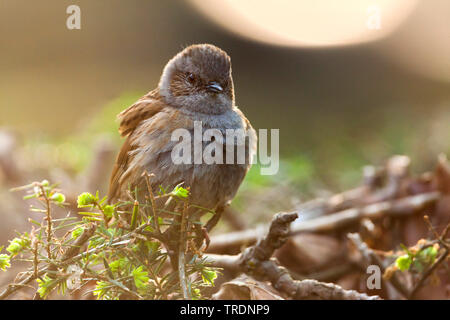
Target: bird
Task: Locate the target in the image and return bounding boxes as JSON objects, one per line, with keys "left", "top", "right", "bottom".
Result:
{"left": 108, "top": 44, "right": 257, "bottom": 226}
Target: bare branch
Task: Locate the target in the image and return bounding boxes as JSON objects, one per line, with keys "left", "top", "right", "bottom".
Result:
{"left": 178, "top": 200, "right": 190, "bottom": 300}
{"left": 207, "top": 212, "right": 380, "bottom": 300}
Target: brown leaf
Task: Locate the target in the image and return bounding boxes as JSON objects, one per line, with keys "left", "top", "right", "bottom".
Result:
{"left": 212, "top": 275, "right": 284, "bottom": 300}
{"left": 276, "top": 233, "right": 343, "bottom": 274}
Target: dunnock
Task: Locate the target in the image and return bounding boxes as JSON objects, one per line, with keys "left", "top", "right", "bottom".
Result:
{"left": 108, "top": 44, "right": 256, "bottom": 222}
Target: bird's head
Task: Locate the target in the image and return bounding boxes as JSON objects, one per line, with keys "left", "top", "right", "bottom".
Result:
{"left": 159, "top": 44, "right": 234, "bottom": 115}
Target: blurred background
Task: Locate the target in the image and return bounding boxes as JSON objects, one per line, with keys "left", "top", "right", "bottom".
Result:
{"left": 0, "top": 0, "right": 449, "bottom": 236}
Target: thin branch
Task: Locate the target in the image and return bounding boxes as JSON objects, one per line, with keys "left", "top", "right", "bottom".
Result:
{"left": 0, "top": 269, "right": 46, "bottom": 300}
{"left": 178, "top": 200, "right": 190, "bottom": 300}
{"left": 38, "top": 184, "right": 53, "bottom": 260}
{"left": 142, "top": 171, "right": 162, "bottom": 235}
{"left": 31, "top": 228, "right": 39, "bottom": 280}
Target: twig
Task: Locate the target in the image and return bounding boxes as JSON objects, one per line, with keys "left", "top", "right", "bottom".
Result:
{"left": 38, "top": 184, "right": 53, "bottom": 260}
{"left": 56, "top": 223, "right": 97, "bottom": 263}
{"left": 178, "top": 200, "right": 190, "bottom": 300}
{"left": 31, "top": 228, "right": 39, "bottom": 280}
{"left": 0, "top": 269, "right": 46, "bottom": 300}
{"left": 143, "top": 171, "right": 161, "bottom": 235}
{"left": 257, "top": 261, "right": 380, "bottom": 300}
{"left": 294, "top": 263, "right": 353, "bottom": 282}
{"left": 424, "top": 215, "right": 450, "bottom": 248}
{"left": 423, "top": 215, "right": 441, "bottom": 240}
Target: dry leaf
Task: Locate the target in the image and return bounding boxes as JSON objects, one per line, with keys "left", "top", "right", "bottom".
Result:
{"left": 212, "top": 274, "right": 284, "bottom": 300}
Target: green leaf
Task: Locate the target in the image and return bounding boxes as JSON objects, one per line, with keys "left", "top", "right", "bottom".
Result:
{"left": 82, "top": 216, "right": 103, "bottom": 222}
{"left": 109, "top": 258, "right": 129, "bottom": 273}
{"left": 171, "top": 185, "right": 189, "bottom": 199}
{"left": 71, "top": 227, "right": 84, "bottom": 239}
{"left": 88, "top": 236, "right": 105, "bottom": 248}
{"left": 23, "top": 194, "right": 38, "bottom": 200}
{"left": 6, "top": 237, "right": 30, "bottom": 256}
{"left": 413, "top": 246, "right": 438, "bottom": 272}
{"left": 78, "top": 211, "right": 102, "bottom": 217}
{"left": 144, "top": 225, "right": 155, "bottom": 233}
{"left": 103, "top": 205, "right": 115, "bottom": 219}
{"left": 36, "top": 274, "right": 58, "bottom": 299}
{"left": 132, "top": 266, "right": 149, "bottom": 289}
{"left": 158, "top": 185, "right": 167, "bottom": 195}
{"left": 93, "top": 281, "right": 112, "bottom": 300}
{"left": 396, "top": 255, "right": 412, "bottom": 271}
{"left": 144, "top": 241, "right": 160, "bottom": 253}
{"left": 201, "top": 268, "right": 217, "bottom": 286}
{"left": 0, "top": 254, "right": 11, "bottom": 271}
{"left": 192, "top": 288, "right": 201, "bottom": 299}
{"left": 77, "top": 192, "right": 97, "bottom": 207}
{"left": 51, "top": 192, "right": 66, "bottom": 204}
{"left": 417, "top": 246, "right": 438, "bottom": 264}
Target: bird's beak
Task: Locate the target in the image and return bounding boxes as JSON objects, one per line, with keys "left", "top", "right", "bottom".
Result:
{"left": 206, "top": 81, "right": 223, "bottom": 93}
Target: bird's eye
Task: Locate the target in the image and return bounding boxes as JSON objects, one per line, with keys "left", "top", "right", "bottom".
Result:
{"left": 186, "top": 73, "right": 195, "bottom": 83}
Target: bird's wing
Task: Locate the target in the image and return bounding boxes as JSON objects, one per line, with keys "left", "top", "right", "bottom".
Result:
{"left": 117, "top": 89, "right": 163, "bottom": 137}
{"left": 108, "top": 90, "right": 165, "bottom": 202}
{"left": 234, "top": 106, "right": 258, "bottom": 164}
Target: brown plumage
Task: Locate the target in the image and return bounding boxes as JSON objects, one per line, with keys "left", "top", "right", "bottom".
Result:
{"left": 108, "top": 89, "right": 164, "bottom": 201}
{"left": 108, "top": 44, "right": 257, "bottom": 218}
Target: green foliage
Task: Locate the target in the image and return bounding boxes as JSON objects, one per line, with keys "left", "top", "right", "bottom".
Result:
{"left": 50, "top": 192, "right": 66, "bottom": 204}
{"left": 395, "top": 244, "right": 439, "bottom": 273}
{"left": 77, "top": 192, "right": 97, "bottom": 207}
{"left": 1, "top": 179, "right": 219, "bottom": 300}
{"left": 6, "top": 236, "right": 30, "bottom": 256}
{"left": 395, "top": 255, "right": 412, "bottom": 271}
{"left": 172, "top": 185, "right": 189, "bottom": 199}
{"left": 201, "top": 267, "right": 218, "bottom": 286}
{"left": 0, "top": 254, "right": 11, "bottom": 271}
{"left": 36, "top": 274, "right": 61, "bottom": 299}
{"left": 132, "top": 266, "right": 149, "bottom": 290}
{"left": 71, "top": 226, "right": 84, "bottom": 239}
{"left": 103, "top": 205, "right": 115, "bottom": 219}
{"left": 93, "top": 281, "right": 113, "bottom": 300}
{"left": 413, "top": 246, "right": 438, "bottom": 272}
{"left": 109, "top": 257, "right": 128, "bottom": 273}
